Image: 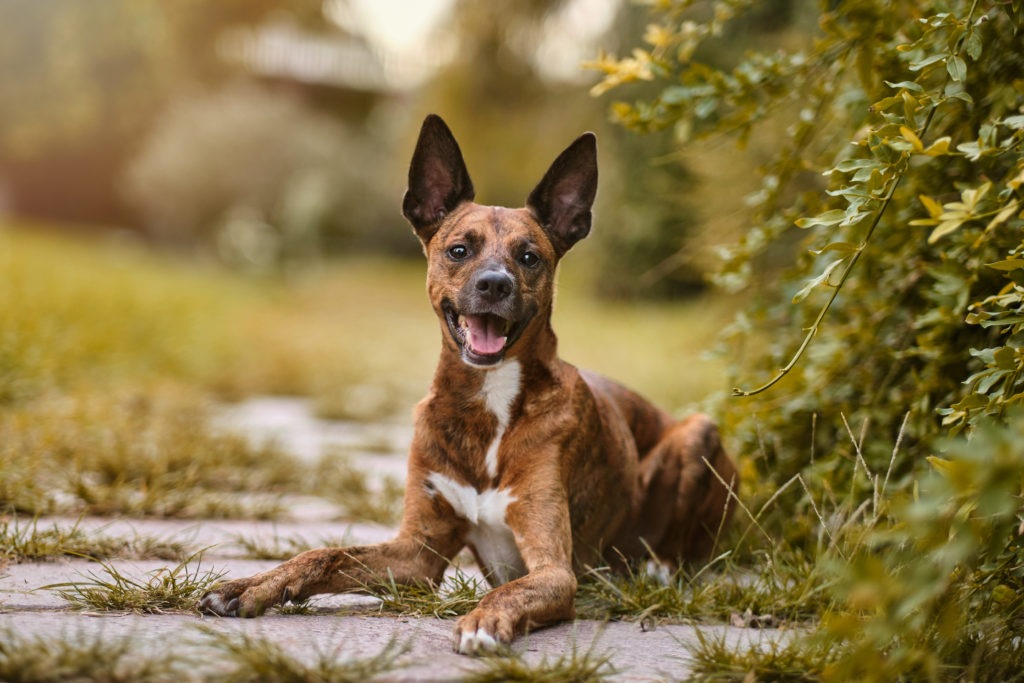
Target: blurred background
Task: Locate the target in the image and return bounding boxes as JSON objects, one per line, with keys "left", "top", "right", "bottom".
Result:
{"left": 0, "top": 0, "right": 804, "bottom": 427}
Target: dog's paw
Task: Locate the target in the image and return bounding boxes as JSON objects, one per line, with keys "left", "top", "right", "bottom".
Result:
{"left": 452, "top": 609, "right": 514, "bottom": 655}
{"left": 199, "top": 574, "right": 301, "bottom": 618}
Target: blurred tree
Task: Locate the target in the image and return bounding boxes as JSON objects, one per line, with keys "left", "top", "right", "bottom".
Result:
{"left": 124, "top": 82, "right": 394, "bottom": 267}
{"left": 0, "top": 0, "right": 321, "bottom": 224}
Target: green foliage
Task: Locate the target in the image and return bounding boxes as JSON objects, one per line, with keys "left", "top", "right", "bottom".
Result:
{"left": 593, "top": 1, "right": 1024, "bottom": 678}
{"left": 591, "top": 0, "right": 1024, "bottom": 458}
{"left": 818, "top": 414, "right": 1024, "bottom": 681}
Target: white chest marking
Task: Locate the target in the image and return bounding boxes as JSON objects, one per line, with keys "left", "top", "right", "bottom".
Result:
{"left": 479, "top": 360, "right": 521, "bottom": 478}
{"left": 426, "top": 472, "right": 526, "bottom": 585}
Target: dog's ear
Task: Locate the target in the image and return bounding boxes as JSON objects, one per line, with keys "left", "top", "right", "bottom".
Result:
{"left": 402, "top": 114, "right": 475, "bottom": 245}
{"left": 527, "top": 132, "right": 598, "bottom": 257}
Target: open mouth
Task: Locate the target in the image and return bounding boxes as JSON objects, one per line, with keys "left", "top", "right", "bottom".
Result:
{"left": 443, "top": 303, "right": 530, "bottom": 366}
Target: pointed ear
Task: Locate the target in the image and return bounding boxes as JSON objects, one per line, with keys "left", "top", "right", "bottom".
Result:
{"left": 526, "top": 132, "right": 598, "bottom": 257}
{"left": 402, "top": 114, "right": 475, "bottom": 245}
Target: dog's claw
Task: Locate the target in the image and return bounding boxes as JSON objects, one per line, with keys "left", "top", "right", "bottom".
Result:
{"left": 198, "top": 591, "right": 239, "bottom": 617}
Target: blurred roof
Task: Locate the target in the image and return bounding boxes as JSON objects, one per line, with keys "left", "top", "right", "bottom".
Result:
{"left": 217, "top": 17, "right": 450, "bottom": 93}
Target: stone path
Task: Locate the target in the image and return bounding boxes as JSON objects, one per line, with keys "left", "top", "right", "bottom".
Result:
{"left": 1, "top": 398, "right": 786, "bottom": 681}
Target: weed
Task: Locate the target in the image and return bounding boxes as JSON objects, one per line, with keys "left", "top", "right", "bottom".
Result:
{"left": 44, "top": 551, "right": 223, "bottom": 613}
{"left": 368, "top": 567, "right": 488, "bottom": 619}
{"left": 575, "top": 548, "right": 831, "bottom": 627}
{"left": 463, "top": 639, "right": 615, "bottom": 683}
{"left": 196, "top": 627, "right": 408, "bottom": 683}
{"left": 0, "top": 627, "right": 184, "bottom": 682}
{"left": 0, "top": 389, "right": 295, "bottom": 518}
{"left": 0, "top": 515, "right": 188, "bottom": 562}
{"left": 273, "top": 598, "right": 319, "bottom": 615}
{"left": 686, "top": 629, "right": 834, "bottom": 682}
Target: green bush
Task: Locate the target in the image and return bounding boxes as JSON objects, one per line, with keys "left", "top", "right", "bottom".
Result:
{"left": 592, "top": 1, "right": 1024, "bottom": 678}
{"left": 591, "top": 0, "right": 1024, "bottom": 470}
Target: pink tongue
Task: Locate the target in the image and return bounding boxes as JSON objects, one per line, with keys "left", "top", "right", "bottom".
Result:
{"left": 465, "top": 314, "right": 506, "bottom": 355}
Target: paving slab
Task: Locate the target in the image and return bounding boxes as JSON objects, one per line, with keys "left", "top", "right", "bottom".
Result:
{"left": 16, "top": 515, "right": 395, "bottom": 556}
{"left": 0, "top": 607, "right": 788, "bottom": 681}
{"left": 0, "top": 400, "right": 790, "bottom": 680}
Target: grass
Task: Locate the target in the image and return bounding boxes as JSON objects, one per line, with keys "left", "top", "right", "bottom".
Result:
{"left": 0, "top": 388, "right": 405, "bottom": 521}
{"left": 0, "top": 628, "right": 184, "bottom": 683}
{"left": 2, "top": 223, "right": 726, "bottom": 523}
{"left": 0, "top": 223, "right": 732, "bottom": 415}
{"left": 367, "top": 567, "right": 489, "bottom": 619}
{"left": 310, "top": 451, "right": 404, "bottom": 525}
{"left": 0, "top": 515, "right": 188, "bottom": 562}
{"left": 575, "top": 548, "right": 830, "bottom": 628}
{"left": 685, "top": 630, "right": 834, "bottom": 682}
{"left": 44, "top": 551, "right": 224, "bottom": 613}
{"left": 195, "top": 628, "right": 408, "bottom": 683}
{"left": 463, "top": 639, "right": 615, "bottom": 683}
{"left": 0, "top": 388, "right": 295, "bottom": 518}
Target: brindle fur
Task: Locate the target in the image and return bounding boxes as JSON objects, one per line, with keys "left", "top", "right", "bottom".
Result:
{"left": 199, "top": 114, "right": 737, "bottom": 653}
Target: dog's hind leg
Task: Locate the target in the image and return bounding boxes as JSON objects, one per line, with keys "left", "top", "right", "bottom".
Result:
{"left": 621, "top": 413, "right": 737, "bottom": 566}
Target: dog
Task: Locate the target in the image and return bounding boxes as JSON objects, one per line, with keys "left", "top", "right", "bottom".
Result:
{"left": 199, "top": 114, "right": 737, "bottom": 654}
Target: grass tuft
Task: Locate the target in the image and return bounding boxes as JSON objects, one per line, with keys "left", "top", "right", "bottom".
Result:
{"left": 0, "top": 627, "right": 183, "bottom": 682}
{"left": 686, "top": 629, "right": 833, "bottom": 682}
{"left": 367, "top": 567, "right": 488, "bottom": 619}
{"left": 196, "top": 627, "right": 407, "bottom": 683}
{"left": 463, "top": 639, "right": 615, "bottom": 683}
{"left": 311, "top": 452, "right": 404, "bottom": 525}
{"left": 575, "top": 549, "right": 830, "bottom": 628}
{"left": 44, "top": 551, "right": 223, "bottom": 613}
{"left": 0, "top": 389, "right": 295, "bottom": 518}
{"left": 0, "top": 515, "right": 189, "bottom": 563}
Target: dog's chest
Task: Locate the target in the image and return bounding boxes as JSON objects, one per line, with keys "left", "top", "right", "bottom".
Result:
{"left": 427, "top": 361, "right": 526, "bottom": 585}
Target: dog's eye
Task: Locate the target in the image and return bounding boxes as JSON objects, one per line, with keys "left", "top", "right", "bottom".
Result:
{"left": 519, "top": 251, "right": 540, "bottom": 268}
{"left": 448, "top": 245, "right": 469, "bottom": 260}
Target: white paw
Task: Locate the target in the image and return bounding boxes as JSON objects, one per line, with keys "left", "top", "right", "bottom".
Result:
{"left": 456, "top": 627, "right": 499, "bottom": 654}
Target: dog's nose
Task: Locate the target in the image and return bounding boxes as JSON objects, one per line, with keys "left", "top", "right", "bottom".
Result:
{"left": 474, "top": 270, "right": 514, "bottom": 302}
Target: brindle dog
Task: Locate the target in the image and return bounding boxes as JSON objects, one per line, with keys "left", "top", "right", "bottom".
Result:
{"left": 200, "top": 114, "right": 737, "bottom": 654}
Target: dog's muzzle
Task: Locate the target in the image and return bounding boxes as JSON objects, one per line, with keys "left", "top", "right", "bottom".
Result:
{"left": 442, "top": 299, "right": 533, "bottom": 368}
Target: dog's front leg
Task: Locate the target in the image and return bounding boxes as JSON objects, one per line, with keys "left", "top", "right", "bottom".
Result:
{"left": 453, "top": 480, "right": 576, "bottom": 654}
{"left": 199, "top": 535, "right": 456, "bottom": 617}
{"left": 200, "top": 484, "right": 466, "bottom": 617}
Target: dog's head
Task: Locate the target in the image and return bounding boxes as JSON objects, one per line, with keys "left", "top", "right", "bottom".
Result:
{"left": 402, "top": 114, "right": 598, "bottom": 369}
